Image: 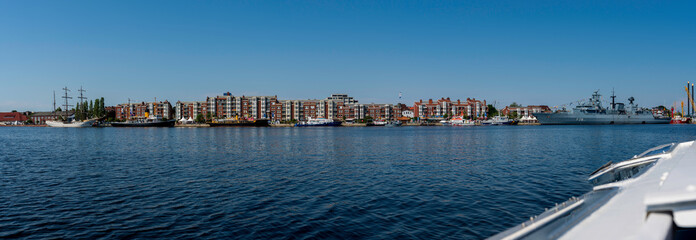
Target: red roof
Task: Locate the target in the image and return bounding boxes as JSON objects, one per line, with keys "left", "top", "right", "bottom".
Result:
{"left": 0, "top": 112, "right": 28, "bottom": 122}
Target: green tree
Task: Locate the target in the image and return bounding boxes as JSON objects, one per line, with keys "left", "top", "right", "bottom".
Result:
{"left": 487, "top": 104, "right": 498, "bottom": 118}
{"left": 510, "top": 102, "right": 521, "bottom": 108}
{"left": 508, "top": 111, "right": 519, "bottom": 119}
{"left": 88, "top": 100, "right": 94, "bottom": 118}
{"left": 74, "top": 103, "right": 81, "bottom": 120}
{"left": 100, "top": 97, "right": 105, "bottom": 117}
{"left": 80, "top": 102, "right": 89, "bottom": 119}
{"left": 11, "top": 110, "right": 17, "bottom": 112}
{"left": 55, "top": 107, "right": 62, "bottom": 112}
{"left": 195, "top": 113, "right": 205, "bottom": 123}
{"left": 93, "top": 98, "right": 100, "bottom": 117}
{"left": 206, "top": 112, "right": 212, "bottom": 120}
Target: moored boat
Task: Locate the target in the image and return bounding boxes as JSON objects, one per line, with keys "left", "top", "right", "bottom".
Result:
{"left": 46, "top": 119, "right": 95, "bottom": 128}
{"left": 208, "top": 119, "right": 269, "bottom": 127}
{"left": 449, "top": 116, "right": 475, "bottom": 126}
{"left": 367, "top": 120, "right": 388, "bottom": 126}
{"left": 481, "top": 116, "right": 513, "bottom": 125}
{"left": 385, "top": 121, "right": 403, "bottom": 127}
{"left": 535, "top": 91, "right": 670, "bottom": 125}
{"left": 295, "top": 118, "right": 342, "bottom": 127}
{"left": 670, "top": 115, "right": 690, "bottom": 124}
{"left": 111, "top": 115, "right": 175, "bottom": 127}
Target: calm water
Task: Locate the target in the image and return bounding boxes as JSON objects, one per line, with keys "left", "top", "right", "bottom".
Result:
{"left": 1, "top": 125, "right": 695, "bottom": 239}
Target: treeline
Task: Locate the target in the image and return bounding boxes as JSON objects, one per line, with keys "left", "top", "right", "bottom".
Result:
{"left": 75, "top": 97, "right": 106, "bottom": 120}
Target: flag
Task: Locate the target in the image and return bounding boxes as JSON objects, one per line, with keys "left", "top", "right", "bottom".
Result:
{"left": 398, "top": 92, "right": 402, "bottom": 99}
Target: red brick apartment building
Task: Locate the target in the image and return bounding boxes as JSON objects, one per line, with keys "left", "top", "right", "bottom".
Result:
{"left": 29, "top": 112, "right": 55, "bottom": 124}
{"left": 176, "top": 93, "right": 410, "bottom": 122}
{"left": 114, "top": 101, "right": 173, "bottom": 120}
{"left": 177, "top": 93, "right": 278, "bottom": 121}
{"left": 414, "top": 97, "right": 487, "bottom": 119}
{"left": 500, "top": 105, "right": 552, "bottom": 117}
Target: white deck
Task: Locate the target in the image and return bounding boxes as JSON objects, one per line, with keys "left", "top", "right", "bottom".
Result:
{"left": 563, "top": 141, "right": 696, "bottom": 239}
{"left": 491, "top": 140, "right": 696, "bottom": 239}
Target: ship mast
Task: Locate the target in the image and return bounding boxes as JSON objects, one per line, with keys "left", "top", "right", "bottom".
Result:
{"left": 78, "top": 86, "right": 87, "bottom": 119}
{"left": 611, "top": 88, "right": 616, "bottom": 110}
{"left": 61, "top": 87, "right": 72, "bottom": 119}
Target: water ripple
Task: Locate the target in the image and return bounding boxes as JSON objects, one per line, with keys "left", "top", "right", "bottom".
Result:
{"left": 1, "top": 125, "right": 694, "bottom": 239}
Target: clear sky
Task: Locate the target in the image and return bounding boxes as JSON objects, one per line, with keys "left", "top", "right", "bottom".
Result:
{"left": 1, "top": 1, "right": 695, "bottom": 111}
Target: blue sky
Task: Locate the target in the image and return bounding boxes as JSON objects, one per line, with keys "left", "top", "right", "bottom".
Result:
{"left": 1, "top": 1, "right": 695, "bottom": 111}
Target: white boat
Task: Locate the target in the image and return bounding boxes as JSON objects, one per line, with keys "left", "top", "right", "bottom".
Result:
{"left": 449, "top": 116, "right": 475, "bottom": 126}
{"left": 482, "top": 115, "right": 513, "bottom": 125}
{"left": 489, "top": 141, "right": 696, "bottom": 239}
{"left": 295, "top": 118, "right": 341, "bottom": 127}
{"left": 368, "top": 120, "right": 388, "bottom": 126}
{"left": 46, "top": 119, "right": 95, "bottom": 128}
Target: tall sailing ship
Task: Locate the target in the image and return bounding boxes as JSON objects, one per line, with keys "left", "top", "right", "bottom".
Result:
{"left": 534, "top": 91, "right": 670, "bottom": 125}
{"left": 46, "top": 87, "right": 95, "bottom": 128}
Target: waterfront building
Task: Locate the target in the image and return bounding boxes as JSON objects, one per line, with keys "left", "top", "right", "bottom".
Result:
{"left": 326, "top": 94, "right": 358, "bottom": 104}
{"left": 500, "top": 105, "right": 552, "bottom": 117}
{"left": 451, "top": 98, "right": 488, "bottom": 119}
{"left": 365, "top": 103, "right": 393, "bottom": 120}
{"left": 0, "top": 112, "right": 28, "bottom": 124}
{"left": 269, "top": 94, "right": 364, "bottom": 122}
{"left": 179, "top": 93, "right": 280, "bottom": 121}
{"left": 414, "top": 97, "right": 487, "bottom": 119}
{"left": 29, "top": 111, "right": 58, "bottom": 124}
{"left": 115, "top": 101, "right": 173, "bottom": 120}
{"left": 175, "top": 101, "right": 207, "bottom": 121}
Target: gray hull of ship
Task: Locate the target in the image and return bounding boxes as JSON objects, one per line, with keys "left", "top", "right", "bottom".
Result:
{"left": 534, "top": 112, "right": 670, "bottom": 125}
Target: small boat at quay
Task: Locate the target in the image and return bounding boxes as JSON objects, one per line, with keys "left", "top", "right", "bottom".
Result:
{"left": 46, "top": 119, "right": 95, "bottom": 128}
{"left": 295, "top": 118, "right": 342, "bottom": 127}
{"left": 208, "top": 118, "right": 269, "bottom": 127}
{"left": 385, "top": 121, "right": 403, "bottom": 127}
{"left": 366, "top": 120, "right": 388, "bottom": 126}
{"left": 481, "top": 115, "right": 513, "bottom": 125}
{"left": 449, "top": 116, "right": 475, "bottom": 126}
{"left": 670, "top": 115, "right": 690, "bottom": 124}
{"left": 489, "top": 141, "right": 696, "bottom": 239}
{"left": 111, "top": 115, "right": 175, "bottom": 127}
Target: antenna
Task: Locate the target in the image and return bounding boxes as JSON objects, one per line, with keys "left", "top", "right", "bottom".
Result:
{"left": 53, "top": 90, "right": 56, "bottom": 113}
{"left": 611, "top": 88, "right": 616, "bottom": 110}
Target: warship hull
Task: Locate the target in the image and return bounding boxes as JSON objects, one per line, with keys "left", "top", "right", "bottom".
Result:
{"left": 534, "top": 112, "right": 670, "bottom": 125}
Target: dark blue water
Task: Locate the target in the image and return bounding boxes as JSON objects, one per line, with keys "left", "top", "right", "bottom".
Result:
{"left": 1, "top": 125, "right": 694, "bottom": 239}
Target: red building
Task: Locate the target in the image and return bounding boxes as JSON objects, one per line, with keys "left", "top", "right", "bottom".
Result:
{"left": 29, "top": 112, "right": 57, "bottom": 124}
{"left": 114, "top": 101, "right": 173, "bottom": 120}
{"left": 501, "top": 105, "right": 552, "bottom": 117}
{"left": 414, "top": 97, "right": 487, "bottom": 119}
{"left": 0, "top": 112, "right": 28, "bottom": 124}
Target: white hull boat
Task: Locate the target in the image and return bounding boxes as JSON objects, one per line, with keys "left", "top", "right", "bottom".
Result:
{"left": 449, "top": 116, "right": 475, "bottom": 126}
{"left": 489, "top": 141, "right": 696, "bottom": 239}
{"left": 46, "top": 120, "right": 95, "bottom": 128}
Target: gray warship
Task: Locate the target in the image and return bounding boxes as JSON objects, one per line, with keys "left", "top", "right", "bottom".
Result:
{"left": 534, "top": 91, "right": 670, "bottom": 125}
